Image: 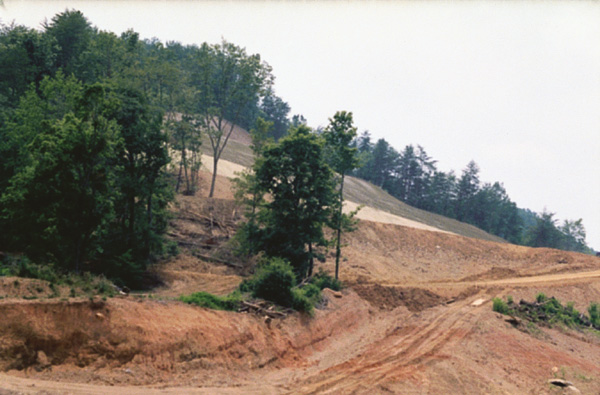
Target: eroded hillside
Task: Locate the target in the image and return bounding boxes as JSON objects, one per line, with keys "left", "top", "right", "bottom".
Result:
{"left": 2, "top": 172, "right": 600, "bottom": 394}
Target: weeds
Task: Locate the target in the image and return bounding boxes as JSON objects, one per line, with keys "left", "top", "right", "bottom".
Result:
{"left": 493, "top": 294, "right": 600, "bottom": 333}
{"left": 179, "top": 291, "right": 241, "bottom": 311}
{"left": 1, "top": 253, "right": 117, "bottom": 298}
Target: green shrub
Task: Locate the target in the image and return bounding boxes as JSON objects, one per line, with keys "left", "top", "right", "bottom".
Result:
{"left": 493, "top": 297, "right": 510, "bottom": 314}
{"left": 506, "top": 295, "right": 514, "bottom": 305}
{"left": 301, "top": 283, "right": 322, "bottom": 304}
{"left": 291, "top": 288, "right": 314, "bottom": 314}
{"left": 543, "top": 297, "right": 562, "bottom": 315}
{"left": 311, "top": 270, "right": 341, "bottom": 291}
{"left": 179, "top": 291, "right": 241, "bottom": 311}
{"left": 250, "top": 257, "right": 296, "bottom": 307}
{"left": 536, "top": 293, "right": 547, "bottom": 303}
{"left": 589, "top": 303, "right": 600, "bottom": 327}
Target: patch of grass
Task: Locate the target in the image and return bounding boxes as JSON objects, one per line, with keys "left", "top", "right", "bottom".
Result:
{"left": 0, "top": 253, "right": 117, "bottom": 298}
{"left": 179, "top": 290, "right": 241, "bottom": 311}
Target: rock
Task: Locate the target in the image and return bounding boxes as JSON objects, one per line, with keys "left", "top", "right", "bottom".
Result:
{"left": 548, "top": 378, "right": 574, "bottom": 388}
{"left": 505, "top": 315, "right": 521, "bottom": 326}
{"left": 95, "top": 312, "right": 105, "bottom": 320}
{"left": 323, "top": 288, "right": 342, "bottom": 298}
{"left": 471, "top": 298, "right": 486, "bottom": 306}
{"left": 36, "top": 350, "right": 50, "bottom": 370}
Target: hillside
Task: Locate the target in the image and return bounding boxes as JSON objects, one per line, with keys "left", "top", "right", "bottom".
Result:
{"left": 201, "top": 127, "right": 505, "bottom": 243}
{"left": 1, "top": 175, "right": 600, "bottom": 393}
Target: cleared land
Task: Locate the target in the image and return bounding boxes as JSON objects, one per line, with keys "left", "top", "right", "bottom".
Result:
{"left": 1, "top": 130, "right": 600, "bottom": 394}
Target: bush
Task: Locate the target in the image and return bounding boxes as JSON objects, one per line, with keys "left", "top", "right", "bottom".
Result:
{"left": 179, "top": 291, "right": 241, "bottom": 311}
{"left": 493, "top": 297, "right": 510, "bottom": 315}
{"left": 292, "top": 288, "right": 314, "bottom": 314}
{"left": 311, "top": 270, "right": 341, "bottom": 291}
{"left": 589, "top": 303, "right": 600, "bottom": 327}
{"left": 536, "top": 293, "right": 547, "bottom": 303}
{"left": 250, "top": 257, "right": 296, "bottom": 307}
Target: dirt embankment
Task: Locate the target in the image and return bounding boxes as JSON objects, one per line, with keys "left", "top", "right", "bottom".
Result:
{"left": 0, "top": 289, "right": 372, "bottom": 387}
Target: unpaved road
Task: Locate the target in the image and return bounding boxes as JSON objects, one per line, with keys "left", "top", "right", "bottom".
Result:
{"left": 3, "top": 267, "right": 600, "bottom": 394}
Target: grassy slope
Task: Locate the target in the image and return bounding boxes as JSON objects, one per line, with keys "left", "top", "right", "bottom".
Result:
{"left": 201, "top": 133, "right": 506, "bottom": 243}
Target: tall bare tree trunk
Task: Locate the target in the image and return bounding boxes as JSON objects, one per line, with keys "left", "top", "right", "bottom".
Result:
{"left": 209, "top": 155, "right": 219, "bottom": 198}
{"left": 335, "top": 175, "right": 345, "bottom": 280}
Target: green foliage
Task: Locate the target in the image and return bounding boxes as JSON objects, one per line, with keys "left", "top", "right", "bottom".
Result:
{"left": 494, "top": 294, "right": 600, "bottom": 332}
{"left": 492, "top": 297, "right": 511, "bottom": 315}
{"left": 250, "top": 125, "right": 337, "bottom": 278}
{"left": 323, "top": 111, "right": 360, "bottom": 280}
{"left": 249, "top": 257, "right": 296, "bottom": 308}
{"left": 536, "top": 293, "right": 547, "bottom": 303}
{"left": 0, "top": 253, "right": 117, "bottom": 297}
{"left": 589, "top": 303, "right": 600, "bottom": 327}
{"left": 311, "top": 270, "right": 342, "bottom": 291}
{"left": 193, "top": 40, "right": 274, "bottom": 198}
{"left": 291, "top": 287, "right": 316, "bottom": 314}
{"left": 239, "top": 257, "right": 323, "bottom": 314}
{"left": 179, "top": 291, "right": 241, "bottom": 311}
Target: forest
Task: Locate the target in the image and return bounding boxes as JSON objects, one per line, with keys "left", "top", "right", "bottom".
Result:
{"left": 0, "top": 10, "right": 593, "bottom": 286}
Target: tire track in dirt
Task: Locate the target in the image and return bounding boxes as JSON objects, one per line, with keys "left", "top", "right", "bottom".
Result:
{"left": 292, "top": 295, "right": 488, "bottom": 394}
{"left": 291, "top": 268, "right": 600, "bottom": 394}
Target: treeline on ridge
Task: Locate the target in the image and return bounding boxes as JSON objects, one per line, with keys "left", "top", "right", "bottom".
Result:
{"left": 349, "top": 132, "right": 591, "bottom": 253}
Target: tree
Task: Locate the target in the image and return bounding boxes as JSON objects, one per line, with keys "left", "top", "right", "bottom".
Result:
{"left": 250, "top": 125, "right": 336, "bottom": 278}
{"left": 110, "top": 86, "right": 171, "bottom": 264}
{"left": 525, "top": 210, "right": 564, "bottom": 249}
{"left": 323, "top": 111, "right": 360, "bottom": 279}
{"left": 0, "top": 23, "right": 55, "bottom": 105}
{"left": 43, "top": 9, "right": 93, "bottom": 78}
{"left": 455, "top": 160, "right": 480, "bottom": 222}
{"left": 260, "top": 89, "right": 291, "bottom": 140}
{"left": 192, "top": 40, "right": 273, "bottom": 197}
{"left": 169, "top": 114, "right": 202, "bottom": 195}
{"left": 1, "top": 81, "right": 120, "bottom": 272}
{"left": 560, "top": 219, "right": 587, "bottom": 253}
{"left": 233, "top": 117, "right": 273, "bottom": 257}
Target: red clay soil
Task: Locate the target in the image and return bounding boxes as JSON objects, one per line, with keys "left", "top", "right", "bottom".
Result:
{"left": 2, "top": 175, "right": 600, "bottom": 394}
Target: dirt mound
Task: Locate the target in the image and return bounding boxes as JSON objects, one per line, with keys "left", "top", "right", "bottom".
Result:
{"left": 352, "top": 284, "right": 444, "bottom": 312}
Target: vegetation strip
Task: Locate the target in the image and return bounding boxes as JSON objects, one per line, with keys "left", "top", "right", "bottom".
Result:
{"left": 493, "top": 293, "right": 600, "bottom": 331}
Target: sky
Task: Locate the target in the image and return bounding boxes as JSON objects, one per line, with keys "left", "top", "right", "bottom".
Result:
{"left": 2, "top": 1, "right": 599, "bottom": 250}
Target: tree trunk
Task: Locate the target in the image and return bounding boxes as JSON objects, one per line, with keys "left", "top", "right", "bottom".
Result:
{"left": 335, "top": 174, "right": 345, "bottom": 280}
{"left": 308, "top": 242, "right": 314, "bottom": 278}
{"left": 209, "top": 155, "right": 219, "bottom": 198}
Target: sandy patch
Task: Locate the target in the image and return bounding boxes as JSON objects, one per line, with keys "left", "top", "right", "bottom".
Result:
{"left": 203, "top": 156, "right": 451, "bottom": 235}
{"left": 344, "top": 201, "right": 453, "bottom": 235}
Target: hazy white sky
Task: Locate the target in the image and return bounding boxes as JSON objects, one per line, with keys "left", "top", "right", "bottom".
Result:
{"left": 2, "top": 1, "right": 599, "bottom": 249}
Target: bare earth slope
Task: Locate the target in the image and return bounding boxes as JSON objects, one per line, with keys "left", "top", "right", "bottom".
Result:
{"left": 2, "top": 131, "right": 600, "bottom": 393}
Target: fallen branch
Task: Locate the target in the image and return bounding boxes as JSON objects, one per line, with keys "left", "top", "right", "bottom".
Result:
{"left": 192, "top": 252, "right": 243, "bottom": 268}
